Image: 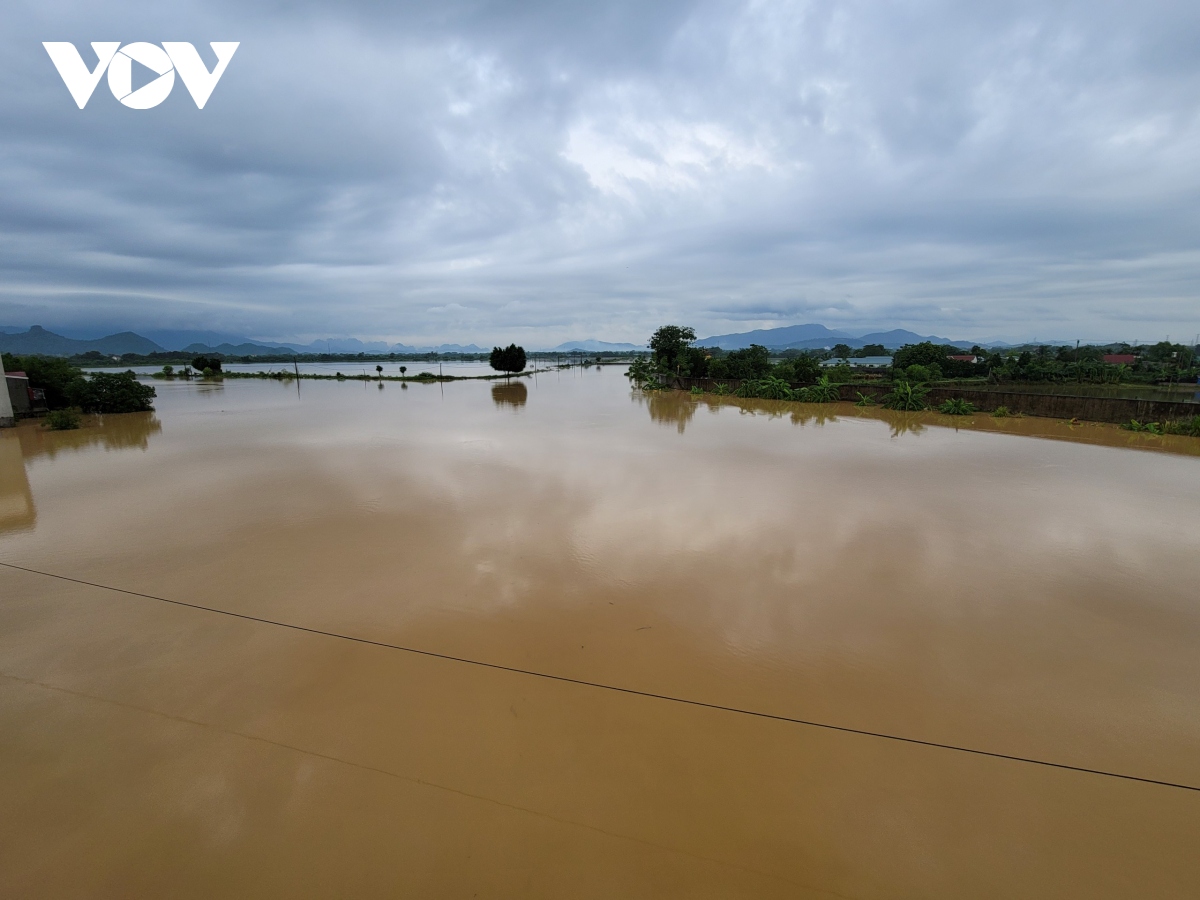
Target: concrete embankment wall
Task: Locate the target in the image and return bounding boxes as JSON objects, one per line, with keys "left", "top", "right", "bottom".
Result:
{"left": 667, "top": 377, "right": 1199, "bottom": 425}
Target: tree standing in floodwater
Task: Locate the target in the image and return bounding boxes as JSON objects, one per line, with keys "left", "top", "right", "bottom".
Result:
{"left": 490, "top": 344, "right": 527, "bottom": 378}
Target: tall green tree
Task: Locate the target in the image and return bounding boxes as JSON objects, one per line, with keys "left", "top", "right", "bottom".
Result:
{"left": 649, "top": 326, "right": 696, "bottom": 373}
{"left": 786, "top": 354, "right": 822, "bottom": 383}
{"left": 708, "top": 344, "right": 771, "bottom": 380}
{"left": 489, "top": 344, "right": 527, "bottom": 376}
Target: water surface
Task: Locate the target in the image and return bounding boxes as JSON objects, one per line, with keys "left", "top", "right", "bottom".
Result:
{"left": 2, "top": 369, "right": 1198, "bottom": 898}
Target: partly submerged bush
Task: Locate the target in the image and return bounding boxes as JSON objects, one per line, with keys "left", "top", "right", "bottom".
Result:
{"left": 689, "top": 385, "right": 703, "bottom": 396}
{"left": 625, "top": 356, "right": 655, "bottom": 387}
{"left": 68, "top": 371, "right": 155, "bottom": 414}
{"left": 992, "top": 405, "right": 1011, "bottom": 418}
{"left": 805, "top": 376, "right": 840, "bottom": 403}
{"left": 736, "top": 376, "right": 794, "bottom": 400}
{"left": 938, "top": 398, "right": 976, "bottom": 415}
{"left": 854, "top": 391, "right": 876, "bottom": 407}
{"left": 881, "top": 381, "right": 930, "bottom": 411}
{"left": 44, "top": 408, "right": 82, "bottom": 430}
{"left": 1125, "top": 416, "right": 1200, "bottom": 437}
{"left": 1122, "top": 419, "right": 1163, "bottom": 434}
{"left": 1164, "top": 415, "right": 1200, "bottom": 437}
{"left": 712, "top": 382, "right": 730, "bottom": 395}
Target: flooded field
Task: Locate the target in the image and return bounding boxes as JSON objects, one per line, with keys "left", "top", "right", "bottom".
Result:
{"left": 2, "top": 367, "right": 1199, "bottom": 898}
{"left": 84, "top": 360, "right": 507, "bottom": 378}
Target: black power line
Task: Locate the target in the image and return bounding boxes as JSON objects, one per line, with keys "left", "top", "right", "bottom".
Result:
{"left": 2, "top": 560, "right": 1197, "bottom": 795}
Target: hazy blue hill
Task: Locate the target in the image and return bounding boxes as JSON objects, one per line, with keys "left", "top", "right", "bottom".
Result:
{"left": 850, "top": 329, "right": 967, "bottom": 348}
{"left": 699, "top": 324, "right": 985, "bottom": 350}
{"left": 141, "top": 330, "right": 260, "bottom": 351}
{"left": 183, "top": 342, "right": 297, "bottom": 356}
{"left": 0, "top": 326, "right": 164, "bottom": 356}
{"left": 696, "top": 323, "right": 851, "bottom": 349}
{"left": 548, "top": 339, "right": 644, "bottom": 352}
{"left": 288, "top": 337, "right": 393, "bottom": 353}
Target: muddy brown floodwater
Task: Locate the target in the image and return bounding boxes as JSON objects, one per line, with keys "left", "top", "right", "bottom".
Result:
{"left": 2, "top": 369, "right": 1199, "bottom": 898}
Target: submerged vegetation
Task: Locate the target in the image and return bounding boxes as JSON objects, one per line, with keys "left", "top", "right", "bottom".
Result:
{"left": 881, "top": 382, "right": 930, "bottom": 411}
{"left": 938, "top": 398, "right": 977, "bottom": 416}
{"left": 44, "top": 408, "right": 82, "bottom": 430}
{"left": 1123, "top": 416, "right": 1200, "bottom": 437}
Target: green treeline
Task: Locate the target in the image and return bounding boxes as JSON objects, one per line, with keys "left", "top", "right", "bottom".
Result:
{"left": 2, "top": 353, "right": 156, "bottom": 414}
{"left": 635, "top": 326, "right": 1199, "bottom": 389}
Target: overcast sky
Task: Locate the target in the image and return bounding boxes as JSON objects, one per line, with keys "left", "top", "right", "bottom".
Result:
{"left": 3, "top": 0, "right": 1199, "bottom": 345}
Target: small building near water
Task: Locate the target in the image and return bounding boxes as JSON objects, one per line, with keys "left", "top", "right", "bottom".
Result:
{"left": 4, "top": 369, "right": 41, "bottom": 422}
{"left": 0, "top": 359, "right": 16, "bottom": 426}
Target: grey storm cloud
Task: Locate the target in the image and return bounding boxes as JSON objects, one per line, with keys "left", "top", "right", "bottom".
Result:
{"left": 2, "top": 0, "right": 1199, "bottom": 345}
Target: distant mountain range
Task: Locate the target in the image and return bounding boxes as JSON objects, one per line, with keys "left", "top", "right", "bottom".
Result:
{"left": 546, "top": 339, "right": 644, "bottom": 352}
{"left": 0, "top": 323, "right": 1049, "bottom": 360}
{"left": 0, "top": 325, "right": 163, "bottom": 356}
{"left": 0, "top": 327, "right": 490, "bottom": 357}
{"left": 696, "top": 324, "right": 1006, "bottom": 350}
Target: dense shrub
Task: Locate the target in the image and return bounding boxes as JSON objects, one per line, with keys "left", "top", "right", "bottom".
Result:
{"left": 735, "top": 376, "right": 794, "bottom": 400}
{"left": 191, "top": 355, "right": 222, "bottom": 373}
{"left": 625, "top": 356, "right": 655, "bottom": 386}
{"left": 69, "top": 371, "right": 156, "bottom": 413}
{"left": 881, "top": 381, "right": 930, "bottom": 410}
{"left": 823, "top": 364, "right": 854, "bottom": 383}
{"left": 1126, "top": 416, "right": 1200, "bottom": 437}
{"left": 893, "top": 342, "right": 985, "bottom": 378}
{"left": 785, "top": 354, "right": 822, "bottom": 384}
{"left": 903, "top": 363, "right": 941, "bottom": 383}
{"left": 938, "top": 398, "right": 976, "bottom": 415}
{"left": 45, "top": 408, "right": 82, "bottom": 430}
{"left": 709, "top": 344, "right": 772, "bottom": 381}
{"left": 804, "top": 376, "right": 840, "bottom": 402}
{"left": 1166, "top": 415, "right": 1200, "bottom": 437}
